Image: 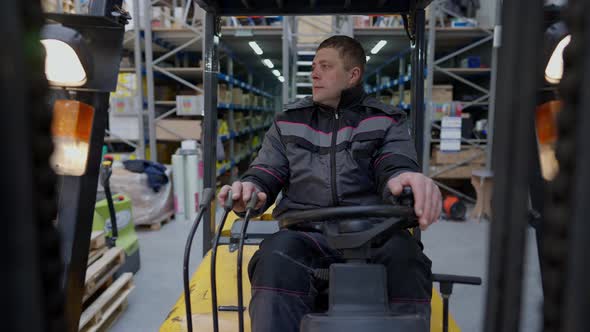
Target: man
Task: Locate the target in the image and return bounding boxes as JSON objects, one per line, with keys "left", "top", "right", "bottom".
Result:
{"left": 218, "top": 35, "right": 442, "bottom": 332}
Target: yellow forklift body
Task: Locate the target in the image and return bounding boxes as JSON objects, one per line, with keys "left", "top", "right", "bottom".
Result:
{"left": 161, "top": 210, "right": 460, "bottom": 332}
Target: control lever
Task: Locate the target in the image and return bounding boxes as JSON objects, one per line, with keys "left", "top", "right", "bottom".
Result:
{"left": 183, "top": 188, "right": 215, "bottom": 332}
{"left": 433, "top": 274, "right": 482, "bottom": 332}
{"left": 387, "top": 186, "right": 420, "bottom": 231}
{"left": 210, "top": 190, "right": 236, "bottom": 332}
{"left": 237, "top": 193, "right": 259, "bottom": 332}
{"left": 100, "top": 156, "right": 118, "bottom": 248}
{"left": 389, "top": 186, "right": 415, "bottom": 208}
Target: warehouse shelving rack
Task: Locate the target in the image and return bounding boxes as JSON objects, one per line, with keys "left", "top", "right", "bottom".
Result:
{"left": 422, "top": 0, "right": 501, "bottom": 202}
{"left": 105, "top": 1, "right": 278, "bottom": 181}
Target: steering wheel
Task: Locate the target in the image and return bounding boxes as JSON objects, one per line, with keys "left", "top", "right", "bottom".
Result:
{"left": 279, "top": 205, "right": 416, "bottom": 228}
{"left": 277, "top": 188, "right": 418, "bottom": 251}
{"left": 279, "top": 186, "right": 417, "bottom": 227}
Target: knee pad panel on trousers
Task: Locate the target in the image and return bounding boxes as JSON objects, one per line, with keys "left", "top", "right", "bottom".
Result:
{"left": 248, "top": 230, "right": 316, "bottom": 294}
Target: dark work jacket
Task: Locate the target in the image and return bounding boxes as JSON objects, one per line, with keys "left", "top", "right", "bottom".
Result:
{"left": 241, "top": 85, "right": 419, "bottom": 219}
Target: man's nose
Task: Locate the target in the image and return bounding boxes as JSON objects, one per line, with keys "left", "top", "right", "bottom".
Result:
{"left": 311, "top": 69, "right": 320, "bottom": 81}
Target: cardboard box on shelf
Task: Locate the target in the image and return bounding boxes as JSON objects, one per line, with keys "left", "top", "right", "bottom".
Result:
{"left": 111, "top": 73, "right": 136, "bottom": 98}
{"left": 217, "top": 84, "right": 229, "bottom": 104}
{"left": 431, "top": 103, "right": 452, "bottom": 121}
{"left": 403, "top": 90, "right": 411, "bottom": 105}
{"left": 176, "top": 95, "right": 204, "bottom": 116}
{"left": 232, "top": 88, "right": 243, "bottom": 106}
{"left": 432, "top": 85, "right": 453, "bottom": 103}
{"left": 430, "top": 165, "right": 475, "bottom": 179}
{"left": 252, "top": 95, "right": 261, "bottom": 107}
{"left": 297, "top": 16, "right": 333, "bottom": 44}
{"left": 354, "top": 16, "right": 371, "bottom": 28}
{"left": 392, "top": 92, "right": 401, "bottom": 105}
{"left": 110, "top": 97, "right": 135, "bottom": 116}
{"left": 433, "top": 145, "right": 486, "bottom": 165}
{"left": 242, "top": 93, "right": 252, "bottom": 107}
{"left": 152, "top": 6, "right": 172, "bottom": 28}
{"left": 156, "top": 119, "right": 202, "bottom": 141}
{"left": 109, "top": 113, "right": 140, "bottom": 140}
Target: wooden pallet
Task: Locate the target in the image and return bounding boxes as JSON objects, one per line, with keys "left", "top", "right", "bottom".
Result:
{"left": 87, "top": 247, "right": 108, "bottom": 267}
{"left": 90, "top": 231, "right": 106, "bottom": 250}
{"left": 138, "top": 210, "right": 174, "bottom": 231}
{"left": 83, "top": 247, "right": 125, "bottom": 303}
{"left": 79, "top": 273, "right": 134, "bottom": 332}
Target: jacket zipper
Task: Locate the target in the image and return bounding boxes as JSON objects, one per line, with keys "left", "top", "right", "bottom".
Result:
{"left": 330, "top": 110, "right": 339, "bottom": 206}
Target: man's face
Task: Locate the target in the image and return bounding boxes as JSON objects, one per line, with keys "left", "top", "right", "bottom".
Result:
{"left": 311, "top": 47, "right": 359, "bottom": 108}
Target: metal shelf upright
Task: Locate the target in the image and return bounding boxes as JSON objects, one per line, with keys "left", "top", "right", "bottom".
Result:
{"left": 423, "top": 0, "right": 500, "bottom": 201}
{"left": 143, "top": 0, "right": 204, "bottom": 161}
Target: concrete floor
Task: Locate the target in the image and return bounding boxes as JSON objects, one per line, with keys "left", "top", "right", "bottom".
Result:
{"left": 110, "top": 216, "right": 543, "bottom": 332}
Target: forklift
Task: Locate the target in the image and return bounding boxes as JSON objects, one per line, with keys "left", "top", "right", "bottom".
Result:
{"left": 162, "top": 1, "right": 482, "bottom": 332}
{"left": 1, "top": 0, "right": 589, "bottom": 332}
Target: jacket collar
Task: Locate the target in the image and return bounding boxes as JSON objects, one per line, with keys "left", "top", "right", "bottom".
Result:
{"left": 283, "top": 85, "right": 368, "bottom": 113}
{"left": 314, "top": 85, "right": 366, "bottom": 112}
{"left": 337, "top": 85, "right": 366, "bottom": 109}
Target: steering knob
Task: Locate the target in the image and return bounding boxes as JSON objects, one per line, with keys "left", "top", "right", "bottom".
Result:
{"left": 399, "top": 186, "right": 414, "bottom": 207}
{"left": 389, "top": 186, "right": 414, "bottom": 208}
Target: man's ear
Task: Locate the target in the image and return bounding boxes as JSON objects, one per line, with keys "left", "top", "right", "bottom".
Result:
{"left": 348, "top": 66, "right": 362, "bottom": 86}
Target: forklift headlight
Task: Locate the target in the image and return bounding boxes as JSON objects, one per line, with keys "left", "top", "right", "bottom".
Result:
{"left": 544, "top": 22, "right": 570, "bottom": 85}
{"left": 41, "top": 24, "right": 92, "bottom": 87}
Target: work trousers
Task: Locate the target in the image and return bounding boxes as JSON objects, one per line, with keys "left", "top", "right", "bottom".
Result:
{"left": 247, "top": 229, "right": 433, "bottom": 332}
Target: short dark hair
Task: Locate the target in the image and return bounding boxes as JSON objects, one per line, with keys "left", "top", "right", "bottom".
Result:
{"left": 317, "top": 35, "right": 366, "bottom": 76}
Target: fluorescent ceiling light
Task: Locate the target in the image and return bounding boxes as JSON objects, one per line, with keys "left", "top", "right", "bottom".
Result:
{"left": 278, "top": 76, "right": 285, "bottom": 82}
{"left": 262, "top": 59, "right": 274, "bottom": 68}
{"left": 272, "top": 69, "right": 281, "bottom": 77}
{"left": 370, "top": 40, "right": 387, "bottom": 54}
{"left": 545, "top": 35, "right": 571, "bottom": 84}
{"left": 248, "top": 41, "right": 263, "bottom": 55}
{"left": 366, "top": 56, "right": 370, "bottom": 62}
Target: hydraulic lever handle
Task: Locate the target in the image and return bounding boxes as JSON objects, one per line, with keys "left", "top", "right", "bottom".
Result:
{"left": 237, "top": 192, "right": 259, "bottom": 332}
{"left": 200, "top": 188, "right": 215, "bottom": 210}
{"left": 211, "top": 189, "right": 236, "bottom": 332}
{"left": 224, "top": 190, "right": 234, "bottom": 211}
{"left": 246, "top": 192, "right": 259, "bottom": 211}
{"left": 183, "top": 187, "right": 215, "bottom": 332}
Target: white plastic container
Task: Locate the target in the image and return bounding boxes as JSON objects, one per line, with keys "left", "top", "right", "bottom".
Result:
{"left": 182, "top": 144, "right": 204, "bottom": 221}
{"left": 172, "top": 153, "right": 186, "bottom": 222}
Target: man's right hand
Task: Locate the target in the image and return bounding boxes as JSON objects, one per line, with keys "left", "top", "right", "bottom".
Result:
{"left": 218, "top": 181, "right": 267, "bottom": 213}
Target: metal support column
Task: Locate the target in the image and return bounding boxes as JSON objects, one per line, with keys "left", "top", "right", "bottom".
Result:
{"left": 410, "top": 8, "right": 426, "bottom": 241}
{"left": 423, "top": 3, "right": 437, "bottom": 175}
{"left": 143, "top": 3, "right": 158, "bottom": 161}
{"left": 483, "top": 0, "right": 543, "bottom": 330}
{"left": 486, "top": 0, "right": 503, "bottom": 169}
{"left": 59, "top": 92, "right": 110, "bottom": 332}
{"left": 291, "top": 17, "right": 298, "bottom": 101}
{"left": 398, "top": 57, "right": 406, "bottom": 104}
{"left": 282, "top": 16, "right": 290, "bottom": 105}
{"left": 132, "top": 0, "right": 145, "bottom": 159}
{"left": 228, "top": 57, "right": 236, "bottom": 181}
{"left": 411, "top": 9, "right": 426, "bottom": 167}
{"left": 202, "top": 11, "right": 220, "bottom": 254}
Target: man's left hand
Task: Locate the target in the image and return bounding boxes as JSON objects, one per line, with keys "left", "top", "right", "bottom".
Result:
{"left": 387, "top": 172, "right": 442, "bottom": 231}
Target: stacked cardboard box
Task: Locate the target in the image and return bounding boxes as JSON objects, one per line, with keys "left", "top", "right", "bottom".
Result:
{"left": 430, "top": 145, "right": 486, "bottom": 179}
